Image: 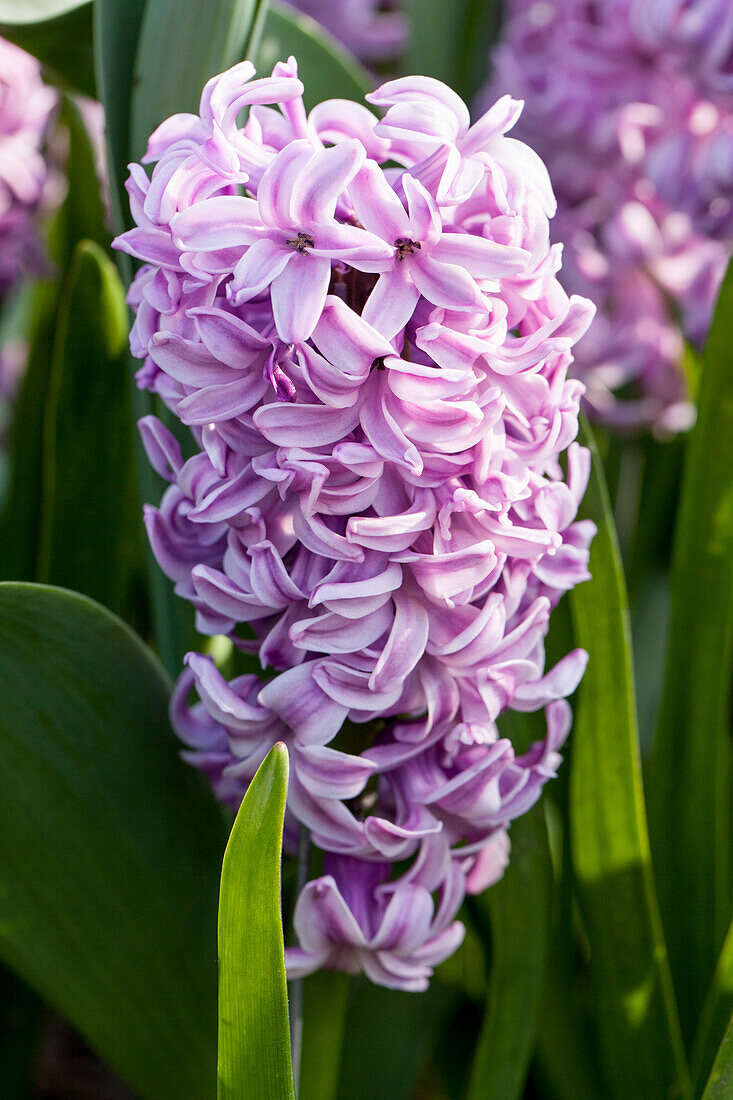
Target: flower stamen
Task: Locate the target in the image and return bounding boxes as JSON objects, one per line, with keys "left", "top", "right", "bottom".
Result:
{"left": 394, "top": 236, "right": 421, "bottom": 261}
{"left": 286, "top": 231, "right": 315, "bottom": 254}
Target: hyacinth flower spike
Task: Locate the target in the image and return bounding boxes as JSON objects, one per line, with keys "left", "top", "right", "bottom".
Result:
{"left": 116, "top": 57, "right": 596, "bottom": 990}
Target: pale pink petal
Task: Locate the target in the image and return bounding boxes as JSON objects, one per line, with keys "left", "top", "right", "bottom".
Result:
{"left": 410, "top": 254, "right": 486, "bottom": 312}
{"left": 271, "top": 252, "right": 332, "bottom": 342}
{"left": 170, "top": 197, "right": 264, "bottom": 251}
{"left": 255, "top": 399, "right": 359, "bottom": 447}
{"left": 369, "top": 588, "right": 429, "bottom": 694}
{"left": 257, "top": 138, "right": 314, "bottom": 228}
{"left": 403, "top": 174, "right": 441, "bottom": 244}
{"left": 189, "top": 306, "right": 270, "bottom": 366}
{"left": 294, "top": 744, "right": 377, "bottom": 800}
{"left": 349, "top": 159, "right": 411, "bottom": 240}
{"left": 293, "top": 139, "right": 366, "bottom": 225}
{"left": 293, "top": 877, "right": 367, "bottom": 951}
{"left": 362, "top": 265, "right": 420, "bottom": 340}
{"left": 309, "top": 223, "right": 393, "bottom": 264}
{"left": 229, "top": 238, "right": 291, "bottom": 304}
{"left": 430, "top": 232, "right": 529, "bottom": 278}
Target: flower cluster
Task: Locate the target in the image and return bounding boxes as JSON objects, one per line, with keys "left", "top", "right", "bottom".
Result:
{"left": 288, "top": 0, "right": 407, "bottom": 66}
{"left": 115, "top": 59, "right": 595, "bottom": 990}
{"left": 486, "top": 0, "right": 732, "bottom": 432}
{"left": 0, "top": 37, "right": 56, "bottom": 297}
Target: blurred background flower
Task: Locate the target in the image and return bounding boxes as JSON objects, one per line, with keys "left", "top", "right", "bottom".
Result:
{"left": 287, "top": 0, "right": 408, "bottom": 66}
{"left": 484, "top": 0, "right": 732, "bottom": 432}
{"left": 0, "top": 36, "right": 56, "bottom": 298}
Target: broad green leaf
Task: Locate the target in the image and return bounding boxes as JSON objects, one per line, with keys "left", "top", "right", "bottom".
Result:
{"left": 257, "top": 2, "right": 372, "bottom": 109}
{"left": 130, "top": 0, "right": 270, "bottom": 162}
{"left": 36, "top": 240, "right": 142, "bottom": 620}
{"left": 694, "top": 922, "right": 733, "bottom": 1094}
{"left": 625, "top": 437, "right": 683, "bottom": 605}
{"left": 218, "top": 743, "right": 294, "bottom": 1100}
{"left": 299, "top": 971, "right": 350, "bottom": 1100}
{"left": 535, "top": 939, "right": 604, "bottom": 1100}
{"left": 404, "top": 0, "right": 501, "bottom": 104}
{"left": 93, "top": 0, "right": 147, "bottom": 229}
{"left": 568, "top": 417, "right": 690, "bottom": 1100}
{"left": 465, "top": 803, "right": 553, "bottom": 1100}
{"left": 0, "top": 0, "right": 86, "bottom": 22}
{"left": 405, "top": 0, "right": 461, "bottom": 87}
{"left": 455, "top": 0, "right": 503, "bottom": 105}
{"left": 94, "top": 0, "right": 202, "bottom": 676}
{"left": 535, "top": 768, "right": 604, "bottom": 1100}
{"left": 51, "top": 95, "right": 109, "bottom": 259}
{"left": 0, "top": 3, "right": 95, "bottom": 96}
{"left": 701, "top": 1010, "right": 733, "bottom": 1100}
{"left": 338, "top": 979, "right": 458, "bottom": 1100}
{"left": 0, "top": 965, "right": 42, "bottom": 1098}
{"left": 0, "top": 582, "right": 227, "bottom": 1099}
{"left": 649, "top": 258, "right": 733, "bottom": 1041}
{"left": 0, "top": 281, "right": 58, "bottom": 580}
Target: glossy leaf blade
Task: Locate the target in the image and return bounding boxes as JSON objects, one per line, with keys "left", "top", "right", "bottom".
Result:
{"left": 404, "top": 0, "right": 501, "bottom": 104}
{"left": 217, "top": 743, "right": 294, "bottom": 1100}
{"left": 338, "top": 980, "right": 458, "bottom": 1100}
{"left": 694, "top": 922, "right": 733, "bottom": 1093}
{"left": 0, "top": 965, "right": 42, "bottom": 1098}
{"left": 0, "top": 3, "right": 95, "bottom": 97}
{"left": 257, "top": 2, "right": 372, "bottom": 109}
{"left": 465, "top": 803, "right": 553, "bottom": 1100}
{"left": 568, "top": 418, "right": 690, "bottom": 1100}
{"left": 0, "top": 583, "right": 227, "bottom": 1099}
{"left": 93, "top": 0, "right": 147, "bottom": 229}
{"left": 94, "top": 0, "right": 201, "bottom": 676}
{"left": 37, "top": 240, "right": 142, "bottom": 620}
{"left": 649, "top": 259, "right": 733, "bottom": 1039}
{"left": 299, "top": 971, "right": 350, "bottom": 1100}
{"left": 0, "top": 0, "right": 87, "bottom": 22}
{"left": 701, "top": 1010, "right": 733, "bottom": 1100}
{"left": 0, "top": 281, "right": 58, "bottom": 580}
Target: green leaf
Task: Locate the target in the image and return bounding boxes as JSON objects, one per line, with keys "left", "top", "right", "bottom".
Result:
{"left": 130, "top": 0, "right": 270, "bottom": 163}
{"left": 465, "top": 803, "right": 553, "bottom": 1100}
{"left": 94, "top": 0, "right": 203, "bottom": 675}
{"left": 338, "top": 980, "right": 458, "bottom": 1100}
{"left": 0, "top": 965, "right": 43, "bottom": 1098}
{"left": 36, "top": 240, "right": 142, "bottom": 620}
{"left": 51, "top": 95, "right": 109, "bottom": 259}
{"left": 299, "top": 971, "right": 350, "bottom": 1100}
{"left": 701, "top": 1009, "right": 733, "bottom": 1100}
{"left": 0, "top": 3, "right": 95, "bottom": 97}
{"left": 0, "top": 582, "right": 227, "bottom": 1099}
{"left": 694, "top": 922, "right": 733, "bottom": 1094}
{"left": 257, "top": 2, "right": 372, "bottom": 109}
{"left": 0, "top": 281, "right": 59, "bottom": 581}
{"left": 568, "top": 417, "right": 690, "bottom": 1100}
{"left": 217, "top": 743, "right": 294, "bottom": 1100}
{"left": 93, "top": 0, "right": 148, "bottom": 231}
{"left": 648, "top": 258, "right": 733, "bottom": 1041}
{"left": 0, "top": 0, "right": 87, "bottom": 22}
{"left": 404, "top": 0, "right": 502, "bottom": 104}
{"left": 534, "top": 934, "right": 604, "bottom": 1100}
